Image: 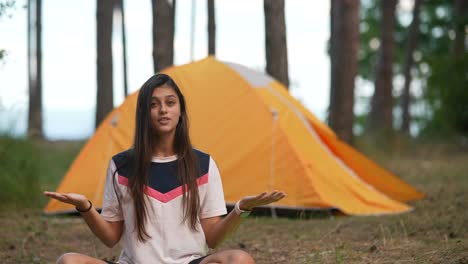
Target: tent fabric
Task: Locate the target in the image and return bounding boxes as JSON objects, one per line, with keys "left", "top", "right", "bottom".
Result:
{"left": 44, "top": 57, "right": 424, "bottom": 215}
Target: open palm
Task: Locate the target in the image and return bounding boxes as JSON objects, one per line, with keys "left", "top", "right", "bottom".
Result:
{"left": 44, "top": 191, "right": 88, "bottom": 208}
{"left": 239, "top": 190, "right": 286, "bottom": 211}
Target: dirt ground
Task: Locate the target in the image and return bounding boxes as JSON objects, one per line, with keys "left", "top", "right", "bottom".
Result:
{"left": 1, "top": 141, "right": 467, "bottom": 263}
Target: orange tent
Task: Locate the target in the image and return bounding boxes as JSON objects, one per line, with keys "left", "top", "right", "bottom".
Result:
{"left": 44, "top": 57, "right": 424, "bottom": 215}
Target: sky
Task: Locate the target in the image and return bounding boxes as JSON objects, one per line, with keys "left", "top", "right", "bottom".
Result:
{"left": 0, "top": 0, "right": 332, "bottom": 139}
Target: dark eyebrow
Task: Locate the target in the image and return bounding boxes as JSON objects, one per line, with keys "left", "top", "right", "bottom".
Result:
{"left": 151, "top": 95, "right": 177, "bottom": 100}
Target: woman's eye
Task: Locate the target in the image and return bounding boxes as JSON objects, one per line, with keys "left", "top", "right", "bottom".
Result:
{"left": 151, "top": 102, "right": 158, "bottom": 108}
{"left": 167, "top": 101, "right": 175, "bottom": 106}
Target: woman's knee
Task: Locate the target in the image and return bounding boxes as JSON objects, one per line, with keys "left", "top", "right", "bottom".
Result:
{"left": 56, "top": 253, "right": 80, "bottom": 264}
{"left": 227, "top": 249, "right": 255, "bottom": 264}
{"left": 56, "top": 252, "right": 103, "bottom": 264}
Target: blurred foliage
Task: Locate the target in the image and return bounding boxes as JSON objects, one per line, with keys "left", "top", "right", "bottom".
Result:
{"left": 0, "top": 135, "right": 84, "bottom": 210}
{"left": 0, "top": 135, "right": 42, "bottom": 210}
{"left": 0, "top": 0, "right": 15, "bottom": 18}
{"left": 0, "top": 49, "right": 5, "bottom": 61}
{"left": 0, "top": 0, "right": 15, "bottom": 61}
{"left": 422, "top": 54, "right": 468, "bottom": 136}
{"left": 359, "top": 0, "right": 468, "bottom": 136}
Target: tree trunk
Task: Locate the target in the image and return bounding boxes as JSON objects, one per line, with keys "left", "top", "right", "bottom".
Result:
{"left": 369, "top": 0, "right": 397, "bottom": 132}
{"left": 264, "top": 0, "right": 289, "bottom": 88}
{"left": 96, "top": 0, "right": 114, "bottom": 128}
{"left": 207, "top": 0, "right": 215, "bottom": 56}
{"left": 27, "top": 0, "right": 43, "bottom": 138}
{"left": 152, "top": 0, "right": 175, "bottom": 72}
{"left": 452, "top": 0, "right": 468, "bottom": 132}
{"left": 401, "top": 0, "right": 423, "bottom": 134}
{"left": 453, "top": 0, "right": 468, "bottom": 58}
{"left": 115, "top": 0, "right": 129, "bottom": 97}
{"left": 329, "top": 0, "right": 359, "bottom": 143}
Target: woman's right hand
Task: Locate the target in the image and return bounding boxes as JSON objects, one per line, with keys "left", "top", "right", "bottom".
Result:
{"left": 44, "top": 191, "right": 123, "bottom": 248}
{"left": 43, "top": 191, "right": 90, "bottom": 210}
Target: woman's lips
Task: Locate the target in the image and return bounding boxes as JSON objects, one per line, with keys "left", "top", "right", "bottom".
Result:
{"left": 158, "top": 117, "right": 170, "bottom": 124}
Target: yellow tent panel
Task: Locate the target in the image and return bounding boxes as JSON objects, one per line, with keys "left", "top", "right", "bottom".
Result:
{"left": 44, "top": 57, "right": 423, "bottom": 215}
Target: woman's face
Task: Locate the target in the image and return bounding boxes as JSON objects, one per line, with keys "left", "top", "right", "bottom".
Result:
{"left": 150, "top": 86, "right": 181, "bottom": 135}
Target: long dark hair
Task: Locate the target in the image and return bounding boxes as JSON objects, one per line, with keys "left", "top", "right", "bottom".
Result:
{"left": 130, "top": 73, "right": 200, "bottom": 242}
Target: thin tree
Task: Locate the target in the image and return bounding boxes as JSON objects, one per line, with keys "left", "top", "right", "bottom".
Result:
{"left": 27, "top": 0, "right": 43, "bottom": 138}
{"left": 207, "top": 0, "right": 215, "bottom": 56}
{"left": 329, "top": 0, "right": 359, "bottom": 143}
{"left": 369, "top": 0, "right": 397, "bottom": 132}
{"left": 401, "top": 0, "right": 423, "bottom": 134}
{"left": 190, "top": 0, "right": 195, "bottom": 61}
{"left": 115, "top": 0, "right": 129, "bottom": 97}
{"left": 152, "top": 0, "right": 176, "bottom": 72}
{"left": 96, "top": 0, "right": 114, "bottom": 128}
{"left": 451, "top": 0, "right": 468, "bottom": 133}
{"left": 453, "top": 0, "right": 467, "bottom": 58}
{"left": 264, "top": 0, "right": 289, "bottom": 88}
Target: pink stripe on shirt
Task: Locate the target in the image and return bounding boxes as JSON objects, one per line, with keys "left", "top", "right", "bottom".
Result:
{"left": 118, "top": 173, "right": 208, "bottom": 203}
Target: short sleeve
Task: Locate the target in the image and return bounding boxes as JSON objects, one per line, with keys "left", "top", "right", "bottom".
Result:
{"left": 199, "top": 157, "right": 227, "bottom": 219}
{"left": 100, "top": 159, "right": 124, "bottom": 221}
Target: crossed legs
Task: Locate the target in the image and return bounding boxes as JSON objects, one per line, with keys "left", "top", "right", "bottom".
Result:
{"left": 56, "top": 249, "right": 255, "bottom": 264}
{"left": 200, "top": 249, "right": 255, "bottom": 264}
{"left": 56, "top": 253, "right": 108, "bottom": 264}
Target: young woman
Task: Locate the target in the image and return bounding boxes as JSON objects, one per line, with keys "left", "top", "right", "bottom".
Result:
{"left": 44, "top": 73, "right": 286, "bottom": 264}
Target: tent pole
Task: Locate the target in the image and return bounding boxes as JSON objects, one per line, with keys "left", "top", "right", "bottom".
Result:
{"left": 270, "top": 108, "right": 278, "bottom": 219}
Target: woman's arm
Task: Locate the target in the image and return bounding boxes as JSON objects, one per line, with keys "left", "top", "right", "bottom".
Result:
{"left": 44, "top": 191, "right": 123, "bottom": 248}
{"left": 200, "top": 191, "right": 285, "bottom": 249}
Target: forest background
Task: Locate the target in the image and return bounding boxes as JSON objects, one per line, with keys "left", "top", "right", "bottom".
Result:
{"left": 0, "top": 0, "right": 467, "bottom": 263}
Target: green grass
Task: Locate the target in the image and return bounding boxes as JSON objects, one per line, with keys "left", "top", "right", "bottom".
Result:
{"left": 0, "top": 135, "right": 84, "bottom": 210}
{"left": 0, "top": 136, "right": 467, "bottom": 263}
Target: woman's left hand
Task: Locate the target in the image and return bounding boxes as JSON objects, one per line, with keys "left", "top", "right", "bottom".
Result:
{"left": 238, "top": 190, "right": 286, "bottom": 211}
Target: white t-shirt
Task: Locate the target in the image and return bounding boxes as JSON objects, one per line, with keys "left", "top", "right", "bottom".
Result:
{"left": 101, "top": 149, "right": 227, "bottom": 264}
